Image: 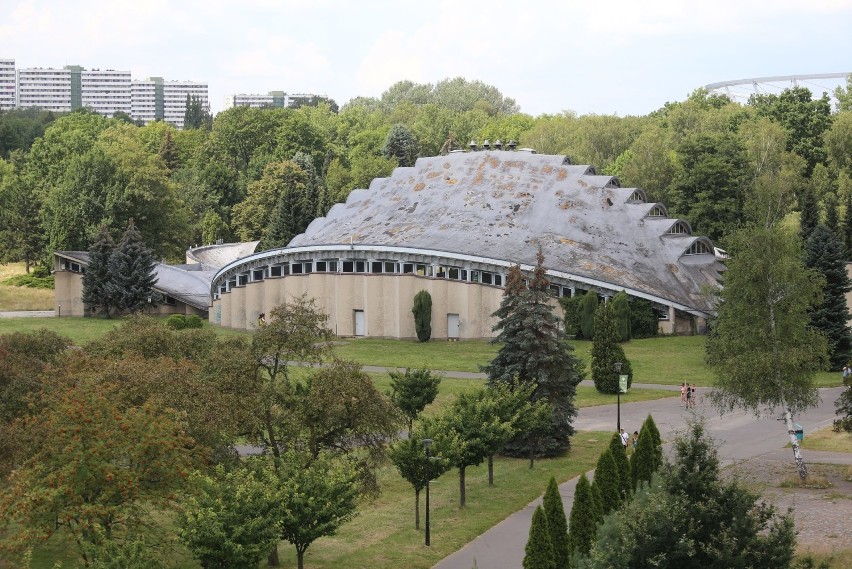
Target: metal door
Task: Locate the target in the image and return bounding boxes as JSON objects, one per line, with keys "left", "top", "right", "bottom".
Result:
{"left": 354, "top": 310, "right": 365, "bottom": 336}
{"left": 447, "top": 313, "right": 460, "bottom": 339}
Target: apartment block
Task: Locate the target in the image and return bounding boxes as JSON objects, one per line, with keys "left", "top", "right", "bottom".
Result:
{"left": 0, "top": 59, "right": 15, "bottom": 110}
{"left": 132, "top": 77, "right": 209, "bottom": 128}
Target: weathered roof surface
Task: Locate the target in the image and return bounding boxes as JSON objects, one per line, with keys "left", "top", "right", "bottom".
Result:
{"left": 289, "top": 151, "right": 721, "bottom": 312}
{"left": 186, "top": 241, "right": 260, "bottom": 270}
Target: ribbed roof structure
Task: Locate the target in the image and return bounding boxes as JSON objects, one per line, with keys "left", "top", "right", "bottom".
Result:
{"left": 290, "top": 150, "right": 722, "bottom": 313}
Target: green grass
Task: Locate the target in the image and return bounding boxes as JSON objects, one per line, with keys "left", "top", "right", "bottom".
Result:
{"left": 797, "top": 427, "right": 852, "bottom": 453}
{"left": 0, "top": 262, "right": 55, "bottom": 311}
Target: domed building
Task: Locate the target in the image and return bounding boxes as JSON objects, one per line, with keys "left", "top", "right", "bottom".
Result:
{"left": 210, "top": 146, "right": 722, "bottom": 338}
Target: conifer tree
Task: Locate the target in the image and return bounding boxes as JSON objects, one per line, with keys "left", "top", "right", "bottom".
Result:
{"left": 825, "top": 192, "right": 840, "bottom": 235}
{"left": 542, "top": 477, "right": 569, "bottom": 569}
{"left": 82, "top": 224, "right": 118, "bottom": 317}
{"left": 566, "top": 473, "right": 600, "bottom": 561}
{"left": 482, "top": 251, "right": 584, "bottom": 456}
{"left": 107, "top": 220, "right": 159, "bottom": 313}
{"left": 578, "top": 291, "right": 597, "bottom": 339}
{"left": 845, "top": 190, "right": 852, "bottom": 260}
{"left": 381, "top": 124, "right": 420, "bottom": 167}
{"left": 158, "top": 129, "right": 178, "bottom": 172}
{"left": 608, "top": 432, "right": 631, "bottom": 502}
{"left": 524, "top": 505, "right": 556, "bottom": 569}
{"left": 804, "top": 224, "right": 852, "bottom": 370}
{"left": 590, "top": 302, "right": 633, "bottom": 394}
{"left": 611, "top": 291, "right": 631, "bottom": 342}
{"left": 412, "top": 290, "right": 432, "bottom": 342}
{"left": 630, "top": 415, "right": 663, "bottom": 490}
{"left": 799, "top": 186, "right": 819, "bottom": 242}
{"left": 591, "top": 449, "right": 620, "bottom": 515}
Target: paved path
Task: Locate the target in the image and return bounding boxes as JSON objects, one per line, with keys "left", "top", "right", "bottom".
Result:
{"left": 434, "top": 387, "right": 849, "bottom": 569}
{"left": 0, "top": 310, "right": 54, "bottom": 318}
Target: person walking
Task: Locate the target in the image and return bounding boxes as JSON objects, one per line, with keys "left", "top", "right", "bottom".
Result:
{"left": 620, "top": 428, "right": 629, "bottom": 448}
{"left": 631, "top": 430, "right": 639, "bottom": 450}
{"left": 685, "top": 384, "right": 692, "bottom": 408}
{"left": 681, "top": 383, "right": 687, "bottom": 406}
{"left": 691, "top": 383, "right": 698, "bottom": 407}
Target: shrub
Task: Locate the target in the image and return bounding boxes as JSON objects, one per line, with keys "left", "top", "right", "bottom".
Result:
{"left": 1, "top": 274, "right": 55, "bottom": 289}
{"left": 166, "top": 314, "right": 187, "bottom": 330}
{"left": 559, "top": 295, "right": 583, "bottom": 338}
{"left": 412, "top": 290, "right": 432, "bottom": 342}
{"left": 185, "top": 314, "right": 204, "bottom": 329}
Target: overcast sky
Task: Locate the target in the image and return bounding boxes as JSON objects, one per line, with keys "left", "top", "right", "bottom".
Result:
{"left": 2, "top": 0, "right": 851, "bottom": 116}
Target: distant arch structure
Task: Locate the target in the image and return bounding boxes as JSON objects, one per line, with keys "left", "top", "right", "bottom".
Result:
{"left": 705, "top": 73, "right": 850, "bottom": 106}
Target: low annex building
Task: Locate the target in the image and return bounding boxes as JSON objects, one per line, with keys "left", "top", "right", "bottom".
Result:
{"left": 210, "top": 148, "right": 723, "bottom": 339}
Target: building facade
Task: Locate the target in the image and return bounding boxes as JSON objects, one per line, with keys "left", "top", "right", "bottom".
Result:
{"left": 0, "top": 59, "right": 16, "bottom": 110}
{"left": 17, "top": 65, "right": 132, "bottom": 115}
{"left": 131, "top": 77, "right": 209, "bottom": 128}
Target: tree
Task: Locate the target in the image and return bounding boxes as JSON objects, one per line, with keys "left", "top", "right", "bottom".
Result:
{"left": 82, "top": 224, "right": 118, "bottom": 317}
{"left": 158, "top": 128, "right": 179, "bottom": 172}
{"left": 387, "top": 426, "right": 451, "bottom": 530}
{"left": 0, "top": 375, "right": 196, "bottom": 567}
{"left": 566, "top": 473, "right": 600, "bottom": 561}
{"left": 608, "top": 432, "right": 632, "bottom": 502}
{"left": 542, "top": 477, "right": 569, "bottom": 569}
{"left": 835, "top": 372, "right": 852, "bottom": 433}
{"left": 106, "top": 220, "right": 159, "bottom": 313}
{"left": 482, "top": 253, "right": 584, "bottom": 457}
{"left": 844, "top": 190, "right": 852, "bottom": 260}
{"left": 804, "top": 224, "right": 852, "bottom": 370}
{"left": 388, "top": 367, "right": 441, "bottom": 432}
{"left": 629, "top": 298, "right": 659, "bottom": 339}
{"left": 0, "top": 159, "right": 45, "bottom": 272}
{"left": 578, "top": 292, "right": 597, "bottom": 339}
{"left": 630, "top": 415, "right": 663, "bottom": 490}
{"left": 798, "top": 186, "right": 820, "bottom": 242}
{"left": 591, "top": 449, "right": 620, "bottom": 515}
{"left": 558, "top": 294, "right": 583, "bottom": 338}
{"left": 707, "top": 216, "right": 827, "bottom": 478}
{"left": 231, "top": 160, "right": 309, "bottom": 244}
{"left": 433, "top": 388, "right": 512, "bottom": 507}
{"left": 275, "top": 452, "right": 360, "bottom": 569}
{"left": 610, "top": 291, "right": 631, "bottom": 342}
{"left": 382, "top": 123, "right": 419, "bottom": 167}
{"left": 590, "top": 302, "right": 633, "bottom": 394}
{"left": 524, "top": 505, "right": 556, "bottom": 569}
{"left": 184, "top": 94, "right": 211, "bottom": 130}
{"left": 178, "top": 466, "right": 281, "bottom": 569}
{"left": 412, "top": 289, "right": 432, "bottom": 342}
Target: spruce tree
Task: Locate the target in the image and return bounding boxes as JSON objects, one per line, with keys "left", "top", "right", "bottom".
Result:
{"left": 158, "top": 129, "right": 178, "bottom": 172}
{"left": 578, "top": 291, "right": 597, "bottom": 339}
{"left": 542, "top": 477, "right": 569, "bottom": 569}
{"left": 799, "top": 187, "right": 819, "bottom": 242}
{"left": 592, "top": 449, "right": 620, "bottom": 515}
{"left": 482, "top": 252, "right": 584, "bottom": 456}
{"left": 608, "top": 432, "right": 631, "bottom": 502}
{"left": 566, "top": 474, "right": 599, "bottom": 561}
{"left": 81, "top": 225, "right": 118, "bottom": 317}
{"left": 381, "top": 124, "right": 419, "bottom": 167}
{"left": 825, "top": 192, "right": 840, "bottom": 235}
{"left": 107, "top": 220, "right": 159, "bottom": 313}
{"left": 611, "top": 291, "right": 631, "bottom": 342}
{"left": 412, "top": 290, "right": 432, "bottom": 342}
{"left": 590, "top": 302, "right": 633, "bottom": 394}
{"left": 804, "top": 224, "right": 852, "bottom": 370}
{"left": 845, "top": 190, "right": 852, "bottom": 261}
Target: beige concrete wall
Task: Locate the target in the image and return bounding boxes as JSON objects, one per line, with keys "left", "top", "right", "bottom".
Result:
{"left": 212, "top": 273, "right": 510, "bottom": 339}
{"left": 54, "top": 270, "right": 86, "bottom": 316}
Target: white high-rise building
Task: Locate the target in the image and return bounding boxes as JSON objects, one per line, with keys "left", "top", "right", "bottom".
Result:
{"left": 0, "top": 59, "right": 16, "bottom": 110}
{"left": 17, "top": 67, "right": 72, "bottom": 112}
{"left": 132, "top": 77, "right": 209, "bottom": 128}
{"left": 16, "top": 65, "right": 131, "bottom": 116}
{"left": 223, "top": 91, "right": 322, "bottom": 110}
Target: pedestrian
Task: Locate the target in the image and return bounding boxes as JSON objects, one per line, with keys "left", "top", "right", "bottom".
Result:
{"left": 258, "top": 312, "right": 266, "bottom": 326}
{"left": 620, "top": 428, "right": 629, "bottom": 448}
{"left": 685, "top": 383, "right": 692, "bottom": 408}
{"left": 680, "top": 382, "right": 687, "bottom": 406}
{"left": 631, "top": 430, "right": 639, "bottom": 450}
{"left": 843, "top": 365, "right": 850, "bottom": 381}
{"left": 691, "top": 384, "right": 698, "bottom": 407}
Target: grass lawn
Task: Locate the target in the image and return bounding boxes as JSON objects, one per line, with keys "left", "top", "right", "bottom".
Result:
{"left": 0, "top": 262, "right": 54, "bottom": 311}
{"left": 797, "top": 427, "right": 852, "bottom": 453}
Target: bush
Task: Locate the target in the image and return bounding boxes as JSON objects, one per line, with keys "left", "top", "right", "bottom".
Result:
{"left": 559, "top": 295, "right": 583, "bottom": 338}
{"left": 1, "top": 274, "right": 55, "bottom": 289}
{"left": 185, "top": 314, "right": 204, "bottom": 329}
{"left": 166, "top": 314, "right": 187, "bottom": 330}
{"left": 630, "top": 298, "right": 659, "bottom": 339}
{"left": 412, "top": 290, "right": 432, "bottom": 342}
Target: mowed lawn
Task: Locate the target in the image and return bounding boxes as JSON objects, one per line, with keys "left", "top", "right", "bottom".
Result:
{"left": 0, "top": 262, "right": 54, "bottom": 311}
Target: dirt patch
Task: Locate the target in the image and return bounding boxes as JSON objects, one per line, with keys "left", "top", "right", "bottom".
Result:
{"left": 725, "top": 458, "right": 852, "bottom": 551}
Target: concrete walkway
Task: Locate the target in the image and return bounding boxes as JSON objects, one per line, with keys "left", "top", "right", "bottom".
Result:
{"left": 0, "top": 310, "right": 55, "bottom": 318}
{"left": 434, "top": 387, "right": 849, "bottom": 569}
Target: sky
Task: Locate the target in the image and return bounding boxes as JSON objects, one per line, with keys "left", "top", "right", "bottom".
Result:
{"left": 2, "top": 0, "right": 851, "bottom": 116}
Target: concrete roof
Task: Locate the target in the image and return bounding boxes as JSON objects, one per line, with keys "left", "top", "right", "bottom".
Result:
{"left": 186, "top": 241, "right": 260, "bottom": 270}
{"left": 289, "top": 150, "right": 722, "bottom": 312}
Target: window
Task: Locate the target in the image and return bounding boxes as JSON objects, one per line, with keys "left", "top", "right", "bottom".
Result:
{"left": 448, "top": 267, "right": 460, "bottom": 280}
{"left": 549, "top": 284, "right": 560, "bottom": 297}
{"left": 163, "top": 295, "right": 176, "bottom": 306}
{"left": 648, "top": 205, "right": 666, "bottom": 217}
{"left": 667, "top": 221, "right": 689, "bottom": 235}
{"left": 252, "top": 269, "right": 264, "bottom": 281}
{"left": 416, "top": 264, "right": 427, "bottom": 276}
{"left": 303, "top": 262, "right": 313, "bottom": 273}
{"left": 562, "top": 286, "right": 572, "bottom": 298}
{"left": 356, "top": 260, "right": 366, "bottom": 273}
{"left": 270, "top": 265, "right": 282, "bottom": 277}
{"left": 316, "top": 261, "right": 326, "bottom": 272}
{"left": 291, "top": 263, "right": 303, "bottom": 274}
{"left": 494, "top": 274, "right": 503, "bottom": 286}
{"left": 403, "top": 263, "right": 414, "bottom": 274}
{"left": 281, "top": 264, "right": 290, "bottom": 276}
{"left": 238, "top": 275, "right": 248, "bottom": 286}
{"left": 481, "top": 272, "right": 492, "bottom": 285}
{"left": 371, "top": 261, "right": 383, "bottom": 274}
{"left": 471, "top": 271, "right": 480, "bottom": 283}
{"left": 628, "top": 190, "right": 645, "bottom": 202}
{"left": 461, "top": 270, "right": 468, "bottom": 281}
{"left": 686, "top": 241, "right": 711, "bottom": 255}
{"left": 436, "top": 266, "right": 447, "bottom": 278}
{"left": 384, "top": 261, "right": 396, "bottom": 273}
{"left": 343, "top": 261, "right": 354, "bottom": 273}
{"left": 316, "top": 260, "right": 336, "bottom": 272}
{"left": 71, "top": 262, "right": 80, "bottom": 272}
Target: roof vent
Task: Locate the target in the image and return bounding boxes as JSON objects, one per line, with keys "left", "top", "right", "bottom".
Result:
{"left": 482, "top": 139, "right": 491, "bottom": 150}
{"left": 562, "top": 155, "right": 572, "bottom": 165}
{"left": 494, "top": 139, "right": 502, "bottom": 150}
{"left": 469, "top": 140, "right": 478, "bottom": 151}
{"left": 507, "top": 140, "right": 517, "bottom": 151}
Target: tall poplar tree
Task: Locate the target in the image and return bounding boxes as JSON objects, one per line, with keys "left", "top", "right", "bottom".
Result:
{"left": 804, "top": 224, "right": 852, "bottom": 370}
{"left": 482, "top": 251, "right": 584, "bottom": 456}
{"left": 590, "top": 302, "right": 632, "bottom": 394}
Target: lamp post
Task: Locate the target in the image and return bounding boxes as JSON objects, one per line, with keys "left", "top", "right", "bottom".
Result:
{"left": 614, "top": 362, "right": 623, "bottom": 432}
{"left": 422, "top": 438, "right": 432, "bottom": 546}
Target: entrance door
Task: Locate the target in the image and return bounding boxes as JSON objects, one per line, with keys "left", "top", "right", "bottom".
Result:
{"left": 354, "top": 310, "right": 365, "bottom": 337}
{"left": 447, "top": 313, "right": 460, "bottom": 340}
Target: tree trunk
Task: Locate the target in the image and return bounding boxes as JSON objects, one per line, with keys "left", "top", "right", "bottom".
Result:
{"left": 529, "top": 440, "right": 535, "bottom": 469}
{"left": 488, "top": 454, "right": 494, "bottom": 485}
{"left": 459, "top": 466, "right": 466, "bottom": 507}
{"left": 297, "top": 549, "right": 304, "bottom": 569}
{"left": 415, "top": 487, "right": 421, "bottom": 529}
{"left": 268, "top": 545, "right": 279, "bottom": 566}
{"left": 784, "top": 408, "right": 809, "bottom": 478}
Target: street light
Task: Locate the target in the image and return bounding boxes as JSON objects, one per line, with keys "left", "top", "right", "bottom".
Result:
{"left": 614, "top": 362, "right": 623, "bottom": 433}
{"left": 422, "top": 438, "right": 433, "bottom": 546}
